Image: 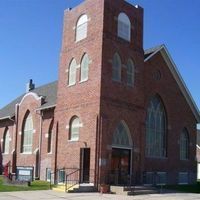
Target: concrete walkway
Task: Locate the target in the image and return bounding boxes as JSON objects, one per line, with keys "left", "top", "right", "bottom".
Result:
{"left": 0, "top": 190, "right": 200, "bottom": 200}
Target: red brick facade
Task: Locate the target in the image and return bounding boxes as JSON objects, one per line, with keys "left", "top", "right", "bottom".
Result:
{"left": 0, "top": 0, "right": 199, "bottom": 186}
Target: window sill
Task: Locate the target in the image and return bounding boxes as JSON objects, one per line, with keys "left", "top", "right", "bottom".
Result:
{"left": 2, "top": 153, "right": 9, "bottom": 155}
{"left": 68, "top": 139, "right": 79, "bottom": 142}
{"left": 79, "top": 79, "right": 88, "bottom": 84}
{"left": 20, "top": 152, "right": 32, "bottom": 155}
{"left": 47, "top": 152, "right": 52, "bottom": 155}
{"left": 146, "top": 156, "right": 168, "bottom": 160}
{"left": 112, "top": 79, "right": 121, "bottom": 83}
{"left": 68, "top": 83, "right": 76, "bottom": 87}
{"left": 180, "top": 159, "right": 189, "bottom": 161}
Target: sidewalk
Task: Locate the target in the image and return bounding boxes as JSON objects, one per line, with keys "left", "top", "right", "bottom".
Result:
{"left": 0, "top": 190, "right": 200, "bottom": 200}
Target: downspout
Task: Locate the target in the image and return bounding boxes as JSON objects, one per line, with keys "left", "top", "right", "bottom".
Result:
{"left": 14, "top": 104, "right": 19, "bottom": 174}
{"left": 36, "top": 109, "right": 43, "bottom": 179}
{"left": 38, "top": 110, "right": 43, "bottom": 179}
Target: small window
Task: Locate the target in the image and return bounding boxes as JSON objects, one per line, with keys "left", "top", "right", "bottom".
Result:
{"left": 127, "top": 59, "right": 135, "bottom": 86}
{"left": 69, "top": 117, "right": 80, "bottom": 141}
{"left": 80, "top": 54, "right": 89, "bottom": 82}
{"left": 156, "top": 172, "right": 167, "bottom": 185}
{"left": 76, "top": 14, "right": 88, "bottom": 42}
{"left": 112, "top": 53, "right": 121, "bottom": 81}
{"left": 118, "top": 12, "right": 131, "bottom": 41}
{"left": 180, "top": 129, "right": 189, "bottom": 160}
{"left": 59, "top": 170, "right": 65, "bottom": 183}
{"left": 144, "top": 172, "right": 154, "bottom": 185}
{"left": 68, "top": 59, "right": 77, "bottom": 86}
{"left": 178, "top": 172, "right": 189, "bottom": 184}
{"left": 3, "top": 128, "right": 10, "bottom": 154}
{"left": 46, "top": 168, "right": 51, "bottom": 182}
{"left": 22, "top": 112, "right": 34, "bottom": 153}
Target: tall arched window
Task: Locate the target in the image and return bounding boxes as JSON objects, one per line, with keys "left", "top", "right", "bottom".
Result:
{"left": 69, "top": 117, "right": 80, "bottom": 141}
{"left": 22, "top": 112, "right": 34, "bottom": 153}
{"left": 76, "top": 14, "right": 88, "bottom": 42}
{"left": 112, "top": 121, "right": 132, "bottom": 148}
{"left": 146, "top": 96, "right": 167, "bottom": 157}
{"left": 112, "top": 53, "right": 121, "bottom": 81}
{"left": 3, "top": 128, "right": 10, "bottom": 154}
{"left": 127, "top": 59, "right": 134, "bottom": 86}
{"left": 68, "top": 59, "right": 77, "bottom": 86}
{"left": 180, "top": 129, "right": 189, "bottom": 160}
{"left": 80, "top": 53, "right": 89, "bottom": 82}
{"left": 47, "top": 120, "right": 53, "bottom": 153}
{"left": 118, "top": 12, "right": 131, "bottom": 41}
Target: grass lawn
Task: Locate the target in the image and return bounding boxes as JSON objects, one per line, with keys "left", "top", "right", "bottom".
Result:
{"left": 0, "top": 177, "right": 50, "bottom": 192}
{"left": 163, "top": 181, "right": 200, "bottom": 193}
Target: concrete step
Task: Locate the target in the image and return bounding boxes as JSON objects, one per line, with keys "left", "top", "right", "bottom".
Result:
{"left": 110, "top": 185, "right": 159, "bottom": 196}
{"left": 68, "top": 183, "right": 97, "bottom": 193}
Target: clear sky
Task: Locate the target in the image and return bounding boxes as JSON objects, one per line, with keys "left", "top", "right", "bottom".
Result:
{"left": 0, "top": 0, "right": 200, "bottom": 118}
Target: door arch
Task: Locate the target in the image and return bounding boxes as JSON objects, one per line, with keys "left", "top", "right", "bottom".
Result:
{"left": 111, "top": 121, "right": 133, "bottom": 185}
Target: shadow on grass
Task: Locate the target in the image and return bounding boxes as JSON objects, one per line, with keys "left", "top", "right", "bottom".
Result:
{"left": 0, "top": 177, "right": 50, "bottom": 192}
{"left": 162, "top": 181, "right": 200, "bottom": 194}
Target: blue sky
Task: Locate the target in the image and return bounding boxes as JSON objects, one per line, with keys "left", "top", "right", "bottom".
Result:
{"left": 0, "top": 0, "right": 200, "bottom": 118}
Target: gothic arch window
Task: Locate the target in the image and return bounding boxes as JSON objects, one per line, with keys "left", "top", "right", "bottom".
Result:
{"left": 145, "top": 96, "right": 167, "bottom": 157}
{"left": 69, "top": 116, "right": 80, "bottom": 141}
{"left": 180, "top": 128, "right": 189, "bottom": 160}
{"left": 68, "top": 58, "right": 77, "bottom": 86}
{"left": 76, "top": 14, "right": 88, "bottom": 42}
{"left": 22, "top": 112, "right": 34, "bottom": 153}
{"left": 127, "top": 58, "right": 135, "bottom": 86}
{"left": 80, "top": 53, "right": 89, "bottom": 82}
{"left": 3, "top": 128, "right": 10, "bottom": 154}
{"left": 118, "top": 12, "right": 131, "bottom": 41}
{"left": 112, "top": 121, "right": 132, "bottom": 148}
{"left": 112, "top": 53, "right": 121, "bottom": 81}
{"left": 47, "top": 120, "right": 53, "bottom": 153}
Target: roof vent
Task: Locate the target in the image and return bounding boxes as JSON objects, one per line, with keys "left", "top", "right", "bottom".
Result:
{"left": 26, "top": 79, "right": 35, "bottom": 93}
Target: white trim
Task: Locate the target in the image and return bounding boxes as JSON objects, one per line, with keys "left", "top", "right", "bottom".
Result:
{"left": 197, "top": 144, "right": 200, "bottom": 150}
{"left": 18, "top": 92, "right": 43, "bottom": 106}
{"left": 0, "top": 116, "right": 12, "bottom": 121}
{"left": 36, "top": 104, "right": 56, "bottom": 111}
{"left": 145, "top": 45, "right": 200, "bottom": 122}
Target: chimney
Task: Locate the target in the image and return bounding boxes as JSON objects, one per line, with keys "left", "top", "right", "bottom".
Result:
{"left": 26, "top": 79, "right": 35, "bottom": 93}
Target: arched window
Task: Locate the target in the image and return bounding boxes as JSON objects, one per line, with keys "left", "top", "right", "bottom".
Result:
{"left": 3, "top": 128, "right": 10, "bottom": 154}
{"left": 76, "top": 14, "right": 88, "bottom": 42}
{"left": 22, "top": 112, "right": 33, "bottom": 153}
{"left": 112, "top": 121, "right": 132, "bottom": 148}
{"left": 69, "top": 117, "right": 80, "bottom": 141}
{"left": 118, "top": 12, "right": 131, "bottom": 41}
{"left": 180, "top": 129, "right": 189, "bottom": 160}
{"left": 80, "top": 53, "right": 89, "bottom": 82}
{"left": 112, "top": 53, "right": 121, "bottom": 81}
{"left": 127, "top": 59, "right": 134, "bottom": 86}
{"left": 68, "top": 59, "right": 77, "bottom": 86}
{"left": 47, "top": 120, "right": 53, "bottom": 153}
{"left": 146, "top": 96, "right": 167, "bottom": 157}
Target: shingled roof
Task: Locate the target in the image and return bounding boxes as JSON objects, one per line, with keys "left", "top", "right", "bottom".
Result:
{"left": 0, "top": 81, "right": 57, "bottom": 120}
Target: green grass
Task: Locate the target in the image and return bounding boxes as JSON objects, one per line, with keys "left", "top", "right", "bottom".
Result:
{"left": 0, "top": 177, "right": 50, "bottom": 192}
{"left": 163, "top": 181, "right": 200, "bottom": 193}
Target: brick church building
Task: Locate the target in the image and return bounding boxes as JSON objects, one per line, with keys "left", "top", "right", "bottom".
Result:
{"left": 0, "top": 0, "right": 200, "bottom": 187}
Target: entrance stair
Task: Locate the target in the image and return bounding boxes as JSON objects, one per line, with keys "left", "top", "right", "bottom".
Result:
{"left": 110, "top": 185, "right": 159, "bottom": 195}
{"left": 52, "top": 183, "right": 96, "bottom": 193}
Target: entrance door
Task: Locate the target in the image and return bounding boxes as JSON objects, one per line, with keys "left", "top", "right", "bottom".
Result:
{"left": 80, "top": 148, "right": 90, "bottom": 183}
{"left": 111, "top": 148, "right": 131, "bottom": 185}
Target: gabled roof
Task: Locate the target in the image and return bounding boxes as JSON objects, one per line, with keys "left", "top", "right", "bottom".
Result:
{"left": 144, "top": 44, "right": 200, "bottom": 123}
{"left": 0, "top": 81, "right": 57, "bottom": 120}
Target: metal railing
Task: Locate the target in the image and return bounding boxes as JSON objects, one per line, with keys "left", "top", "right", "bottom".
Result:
{"left": 65, "top": 169, "right": 80, "bottom": 191}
